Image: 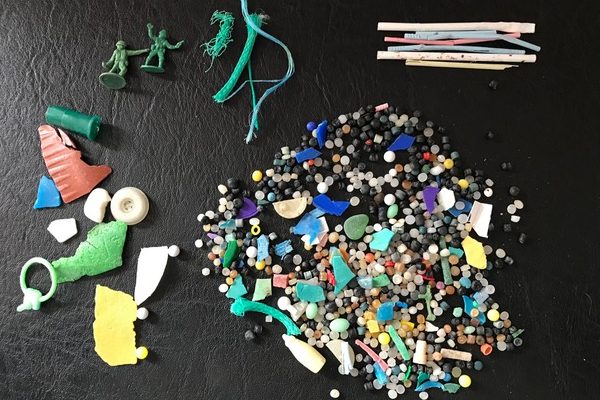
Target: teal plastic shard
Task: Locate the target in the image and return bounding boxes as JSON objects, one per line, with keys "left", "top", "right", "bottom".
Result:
{"left": 51, "top": 221, "right": 127, "bottom": 284}
{"left": 296, "top": 282, "right": 325, "bottom": 302}
{"left": 226, "top": 275, "right": 247, "bottom": 299}
{"left": 439, "top": 238, "right": 453, "bottom": 285}
{"left": 463, "top": 295, "right": 486, "bottom": 324}
{"left": 331, "top": 249, "right": 355, "bottom": 294}
{"left": 417, "top": 371, "right": 430, "bottom": 387}
{"left": 357, "top": 276, "right": 373, "bottom": 289}
{"left": 343, "top": 214, "right": 369, "bottom": 241}
{"left": 223, "top": 240, "right": 239, "bottom": 268}
{"left": 449, "top": 247, "right": 464, "bottom": 257}
{"left": 387, "top": 326, "right": 410, "bottom": 360}
{"left": 370, "top": 228, "right": 394, "bottom": 252}
{"left": 230, "top": 297, "right": 301, "bottom": 336}
{"left": 372, "top": 274, "right": 391, "bottom": 288}
{"left": 443, "top": 383, "right": 461, "bottom": 393}
{"left": 252, "top": 278, "right": 272, "bottom": 301}
{"left": 45, "top": 105, "right": 102, "bottom": 141}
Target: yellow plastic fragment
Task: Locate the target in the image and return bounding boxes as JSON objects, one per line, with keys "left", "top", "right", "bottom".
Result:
{"left": 367, "top": 320, "right": 380, "bottom": 334}
{"left": 462, "top": 236, "right": 487, "bottom": 269}
{"left": 273, "top": 197, "right": 308, "bottom": 219}
{"left": 93, "top": 285, "right": 138, "bottom": 366}
{"left": 401, "top": 321, "right": 415, "bottom": 331}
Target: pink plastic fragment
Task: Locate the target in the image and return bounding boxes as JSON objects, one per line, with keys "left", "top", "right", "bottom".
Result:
{"left": 273, "top": 274, "right": 289, "bottom": 289}
{"left": 354, "top": 339, "right": 389, "bottom": 371}
{"left": 375, "top": 103, "right": 389, "bottom": 112}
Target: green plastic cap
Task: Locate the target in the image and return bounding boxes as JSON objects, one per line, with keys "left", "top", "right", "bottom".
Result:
{"left": 45, "top": 105, "right": 102, "bottom": 140}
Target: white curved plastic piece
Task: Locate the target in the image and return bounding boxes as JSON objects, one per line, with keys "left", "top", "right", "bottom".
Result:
{"left": 273, "top": 197, "right": 307, "bottom": 219}
{"left": 110, "top": 187, "right": 149, "bottom": 225}
{"left": 282, "top": 334, "right": 326, "bottom": 373}
{"left": 84, "top": 188, "right": 111, "bottom": 223}
{"left": 326, "top": 339, "right": 355, "bottom": 375}
{"left": 47, "top": 218, "right": 77, "bottom": 243}
{"left": 134, "top": 246, "right": 169, "bottom": 305}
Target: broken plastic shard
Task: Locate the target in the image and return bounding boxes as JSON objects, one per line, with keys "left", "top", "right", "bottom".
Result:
{"left": 134, "top": 246, "right": 169, "bottom": 305}
{"left": 331, "top": 249, "right": 355, "bottom": 294}
{"left": 93, "top": 285, "right": 138, "bottom": 366}
{"left": 387, "top": 133, "right": 415, "bottom": 151}
{"left": 357, "top": 276, "right": 373, "bottom": 289}
{"left": 47, "top": 218, "right": 77, "bottom": 243}
{"left": 38, "top": 125, "right": 112, "bottom": 203}
{"left": 218, "top": 219, "right": 237, "bottom": 230}
{"left": 230, "top": 297, "right": 301, "bottom": 336}
{"left": 373, "top": 362, "right": 388, "bottom": 384}
{"left": 449, "top": 246, "right": 464, "bottom": 257}
{"left": 443, "top": 383, "right": 461, "bottom": 393}
{"left": 223, "top": 240, "right": 240, "bottom": 268}
{"left": 257, "top": 234, "right": 270, "bottom": 261}
{"left": 238, "top": 197, "right": 258, "bottom": 219}
{"left": 437, "top": 187, "right": 456, "bottom": 211}
{"left": 273, "top": 197, "right": 308, "bottom": 219}
{"left": 369, "top": 228, "right": 394, "bottom": 251}
{"left": 462, "top": 236, "right": 487, "bottom": 269}
{"left": 463, "top": 295, "right": 486, "bottom": 324}
{"left": 415, "top": 380, "right": 446, "bottom": 392}
{"left": 274, "top": 239, "right": 293, "bottom": 257}
{"left": 51, "top": 221, "right": 127, "bottom": 283}
{"left": 312, "top": 194, "right": 350, "bottom": 216}
{"left": 296, "top": 282, "right": 325, "bottom": 302}
{"left": 343, "top": 214, "right": 369, "bottom": 241}
{"left": 372, "top": 274, "right": 391, "bottom": 287}
{"left": 376, "top": 302, "right": 395, "bottom": 321}
{"left": 273, "top": 274, "right": 289, "bottom": 288}
{"left": 293, "top": 208, "right": 326, "bottom": 242}
{"left": 252, "top": 278, "right": 272, "bottom": 301}
{"left": 449, "top": 199, "right": 472, "bottom": 217}
{"left": 387, "top": 326, "right": 411, "bottom": 360}
{"left": 316, "top": 120, "right": 328, "bottom": 148}
{"left": 287, "top": 301, "right": 308, "bottom": 321}
{"left": 294, "top": 147, "right": 322, "bottom": 163}
{"left": 326, "top": 339, "right": 355, "bottom": 374}
{"left": 33, "top": 176, "right": 62, "bottom": 209}
{"left": 423, "top": 186, "right": 440, "bottom": 213}
{"left": 468, "top": 201, "right": 493, "bottom": 238}
{"left": 226, "top": 275, "right": 247, "bottom": 299}
{"left": 84, "top": 188, "right": 111, "bottom": 223}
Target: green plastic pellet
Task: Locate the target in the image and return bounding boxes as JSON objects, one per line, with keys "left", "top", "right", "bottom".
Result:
{"left": 51, "top": 221, "right": 127, "bottom": 283}
{"left": 223, "top": 240, "right": 239, "bottom": 268}
{"left": 387, "top": 326, "right": 411, "bottom": 361}
{"left": 453, "top": 307, "right": 463, "bottom": 318}
{"left": 45, "top": 106, "right": 102, "bottom": 140}
{"left": 230, "top": 297, "right": 301, "bottom": 336}
{"left": 372, "top": 274, "right": 391, "bottom": 288}
{"left": 386, "top": 203, "right": 399, "bottom": 219}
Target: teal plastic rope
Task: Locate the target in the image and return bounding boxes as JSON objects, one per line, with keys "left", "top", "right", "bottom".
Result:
{"left": 230, "top": 297, "right": 301, "bottom": 336}
{"left": 213, "top": 13, "right": 262, "bottom": 103}
{"left": 201, "top": 11, "right": 235, "bottom": 72}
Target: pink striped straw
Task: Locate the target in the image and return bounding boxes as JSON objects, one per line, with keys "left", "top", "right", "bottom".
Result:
{"left": 375, "top": 103, "right": 389, "bottom": 112}
{"left": 355, "top": 339, "right": 389, "bottom": 371}
{"left": 384, "top": 32, "right": 521, "bottom": 46}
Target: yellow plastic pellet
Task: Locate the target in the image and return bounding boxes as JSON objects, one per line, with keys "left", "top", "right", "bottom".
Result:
{"left": 458, "top": 179, "right": 469, "bottom": 190}
{"left": 255, "top": 260, "right": 266, "bottom": 270}
{"left": 487, "top": 309, "right": 500, "bottom": 322}
{"left": 444, "top": 159, "right": 454, "bottom": 169}
{"left": 251, "top": 170, "right": 263, "bottom": 182}
{"left": 136, "top": 346, "right": 149, "bottom": 360}
{"left": 378, "top": 332, "right": 391, "bottom": 346}
{"left": 458, "top": 374, "right": 472, "bottom": 388}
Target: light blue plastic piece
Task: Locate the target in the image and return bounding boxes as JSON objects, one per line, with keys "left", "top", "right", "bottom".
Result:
{"left": 316, "top": 120, "right": 327, "bottom": 149}
{"left": 500, "top": 34, "right": 541, "bottom": 52}
{"left": 331, "top": 249, "right": 355, "bottom": 294}
{"left": 219, "top": 219, "right": 237, "bottom": 230}
{"left": 33, "top": 176, "right": 62, "bottom": 209}
{"left": 388, "top": 133, "right": 415, "bottom": 151}
{"left": 257, "top": 234, "right": 269, "bottom": 261}
{"left": 462, "top": 295, "right": 486, "bottom": 324}
{"left": 387, "top": 44, "right": 525, "bottom": 54}
{"left": 295, "top": 147, "right": 321, "bottom": 163}
{"left": 373, "top": 363, "right": 388, "bottom": 384}
{"left": 274, "top": 239, "right": 293, "bottom": 257}
{"left": 449, "top": 247, "right": 464, "bottom": 257}
{"left": 313, "top": 194, "right": 350, "bottom": 216}
{"left": 357, "top": 276, "right": 373, "bottom": 289}
{"left": 474, "top": 290, "right": 489, "bottom": 304}
{"left": 369, "top": 228, "right": 394, "bottom": 252}
{"left": 415, "top": 380, "right": 446, "bottom": 392}
{"left": 292, "top": 208, "right": 325, "bottom": 242}
{"left": 226, "top": 275, "right": 247, "bottom": 299}
{"left": 296, "top": 282, "right": 325, "bottom": 302}
{"left": 377, "top": 302, "right": 395, "bottom": 321}
{"left": 459, "top": 277, "right": 471, "bottom": 288}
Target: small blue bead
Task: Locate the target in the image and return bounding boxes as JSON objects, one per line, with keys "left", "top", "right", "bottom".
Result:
{"left": 267, "top": 192, "right": 276, "bottom": 202}
{"left": 306, "top": 121, "right": 317, "bottom": 131}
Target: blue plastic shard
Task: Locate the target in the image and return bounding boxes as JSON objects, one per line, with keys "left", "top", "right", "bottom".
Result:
{"left": 415, "top": 381, "right": 446, "bottom": 392}
{"left": 369, "top": 228, "right": 394, "bottom": 252}
{"left": 313, "top": 194, "right": 350, "bottom": 216}
{"left": 295, "top": 148, "right": 322, "bottom": 163}
{"left": 296, "top": 282, "right": 325, "bottom": 302}
{"left": 462, "top": 295, "right": 486, "bottom": 324}
{"left": 316, "top": 120, "right": 328, "bottom": 149}
{"left": 388, "top": 133, "right": 415, "bottom": 151}
{"left": 423, "top": 186, "right": 440, "bottom": 213}
{"left": 377, "top": 302, "right": 395, "bottom": 321}
{"left": 219, "top": 219, "right": 237, "bottom": 230}
{"left": 373, "top": 363, "right": 388, "bottom": 384}
{"left": 449, "top": 199, "right": 473, "bottom": 217}
{"left": 473, "top": 290, "right": 489, "bottom": 304}
{"left": 226, "top": 275, "right": 247, "bottom": 299}
{"left": 331, "top": 249, "right": 356, "bottom": 294}
{"left": 292, "top": 208, "right": 325, "bottom": 242}
{"left": 357, "top": 276, "right": 373, "bottom": 289}
{"left": 274, "top": 239, "right": 293, "bottom": 257}
{"left": 257, "top": 234, "right": 270, "bottom": 261}
{"left": 396, "top": 301, "right": 408, "bottom": 309}
{"left": 33, "top": 176, "right": 62, "bottom": 209}
{"left": 449, "top": 247, "right": 464, "bottom": 258}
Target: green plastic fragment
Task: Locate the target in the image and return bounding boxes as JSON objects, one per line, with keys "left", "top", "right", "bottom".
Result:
{"left": 226, "top": 275, "right": 247, "bottom": 299}
{"left": 417, "top": 371, "right": 430, "bottom": 387}
{"left": 404, "top": 364, "right": 412, "bottom": 382}
{"left": 45, "top": 106, "right": 102, "bottom": 141}
{"left": 223, "top": 240, "right": 239, "bottom": 268}
{"left": 230, "top": 297, "right": 301, "bottom": 336}
{"left": 252, "top": 278, "right": 272, "bottom": 301}
{"left": 512, "top": 328, "right": 525, "bottom": 338}
{"left": 296, "top": 282, "right": 325, "bottom": 302}
{"left": 439, "top": 238, "right": 453, "bottom": 285}
{"left": 51, "top": 221, "right": 127, "bottom": 283}
{"left": 372, "top": 274, "right": 391, "bottom": 288}
{"left": 369, "top": 228, "right": 394, "bottom": 252}
{"left": 387, "top": 203, "right": 399, "bottom": 219}
{"left": 331, "top": 249, "right": 356, "bottom": 294}
{"left": 444, "top": 383, "right": 461, "bottom": 393}
{"left": 418, "top": 285, "right": 435, "bottom": 321}
{"left": 387, "top": 326, "right": 411, "bottom": 361}
{"left": 343, "top": 214, "right": 369, "bottom": 241}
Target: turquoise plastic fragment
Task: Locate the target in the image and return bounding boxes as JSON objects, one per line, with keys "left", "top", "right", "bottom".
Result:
{"left": 373, "top": 363, "right": 388, "bottom": 384}
{"left": 463, "top": 295, "right": 486, "bottom": 324}
{"left": 417, "top": 371, "right": 430, "bottom": 387}
{"left": 415, "top": 381, "right": 446, "bottom": 392}
{"left": 316, "top": 120, "right": 327, "bottom": 148}
{"left": 449, "top": 247, "right": 464, "bottom": 257}
{"left": 387, "top": 326, "right": 410, "bottom": 360}
{"left": 377, "top": 302, "right": 395, "bottom": 321}
{"left": 295, "top": 148, "right": 321, "bottom": 162}
{"left": 357, "top": 276, "right": 373, "bottom": 289}
{"left": 257, "top": 234, "right": 270, "bottom": 261}
{"left": 372, "top": 274, "right": 391, "bottom": 288}
{"left": 313, "top": 194, "right": 350, "bottom": 216}
{"left": 331, "top": 249, "right": 355, "bottom": 294}
{"left": 369, "top": 228, "right": 394, "bottom": 252}
{"left": 226, "top": 275, "right": 247, "bottom": 299}
{"left": 33, "top": 176, "right": 62, "bottom": 209}
{"left": 443, "top": 383, "right": 461, "bottom": 393}
{"left": 219, "top": 219, "right": 237, "bottom": 230}
{"left": 230, "top": 297, "right": 301, "bottom": 336}
{"left": 274, "top": 239, "right": 293, "bottom": 257}
{"left": 296, "top": 282, "right": 325, "bottom": 302}
{"left": 388, "top": 133, "right": 415, "bottom": 151}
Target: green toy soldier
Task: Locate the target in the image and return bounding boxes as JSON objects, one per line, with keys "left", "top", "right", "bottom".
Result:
{"left": 141, "top": 23, "right": 184, "bottom": 73}
{"left": 99, "top": 40, "right": 148, "bottom": 90}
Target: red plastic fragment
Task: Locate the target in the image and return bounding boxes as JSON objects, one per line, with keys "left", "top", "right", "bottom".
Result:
{"left": 39, "top": 125, "right": 112, "bottom": 203}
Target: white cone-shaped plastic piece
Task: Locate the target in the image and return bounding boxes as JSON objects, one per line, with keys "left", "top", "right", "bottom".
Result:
{"left": 282, "top": 334, "right": 326, "bottom": 373}
{"left": 47, "top": 218, "right": 78, "bottom": 243}
{"left": 413, "top": 339, "right": 428, "bottom": 365}
{"left": 84, "top": 188, "right": 111, "bottom": 223}
{"left": 134, "top": 246, "right": 169, "bottom": 305}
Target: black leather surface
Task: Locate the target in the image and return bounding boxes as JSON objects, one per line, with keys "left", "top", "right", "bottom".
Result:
{"left": 1, "top": 0, "right": 599, "bottom": 399}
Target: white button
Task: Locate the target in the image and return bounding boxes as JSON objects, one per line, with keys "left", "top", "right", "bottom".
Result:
{"left": 110, "top": 187, "right": 149, "bottom": 225}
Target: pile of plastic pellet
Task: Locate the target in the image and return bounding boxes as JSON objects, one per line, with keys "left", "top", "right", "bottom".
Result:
{"left": 195, "top": 104, "right": 525, "bottom": 397}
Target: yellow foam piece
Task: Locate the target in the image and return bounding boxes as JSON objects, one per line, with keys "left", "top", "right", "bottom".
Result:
{"left": 93, "top": 285, "right": 138, "bottom": 366}
{"left": 462, "top": 236, "right": 487, "bottom": 269}
{"left": 367, "top": 320, "right": 380, "bottom": 334}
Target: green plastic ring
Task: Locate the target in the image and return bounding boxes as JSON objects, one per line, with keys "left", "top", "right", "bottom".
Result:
{"left": 20, "top": 257, "right": 58, "bottom": 302}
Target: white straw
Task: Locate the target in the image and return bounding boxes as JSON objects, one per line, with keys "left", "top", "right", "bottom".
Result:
{"left": 405, "top": 60, "right": 518, "bottom": 70}
{"left": 377, "top": 22, "right": 535, "bottom": 33}
{"left": 377, "top": 51, "right": 536, "bottom": 63}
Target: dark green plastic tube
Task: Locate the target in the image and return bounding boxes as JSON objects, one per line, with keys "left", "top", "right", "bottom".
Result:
{"left": 45, "top": 106, "right": 102, "bottom": 140}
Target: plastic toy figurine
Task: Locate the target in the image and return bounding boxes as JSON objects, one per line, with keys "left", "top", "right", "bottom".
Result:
{"left": 99, "top": 40, "right": 148, "bottom": 90}
{"left": 141, "top": 23, "right": 184, "bottom": 73}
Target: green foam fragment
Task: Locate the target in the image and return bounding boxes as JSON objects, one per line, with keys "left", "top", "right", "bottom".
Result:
{"left": 296, "top": 282, "right": 325, "bottom": 302}
{"left": 51, "top": 221, "right": 127, "bottom": 283}
{"left": 372, "top": 274, "right": 391, "bottom": 287}
{"left": 223, "top": 240, "right": 239, "bottom": 268}
{"left": 369, "top": 228, "right": 394, "bottom": 252}
{"left": 226, "top": 275, "right": 247, "bottom": 299}
{"left": 331, "top": 250, "right": 355, "bottom": 294}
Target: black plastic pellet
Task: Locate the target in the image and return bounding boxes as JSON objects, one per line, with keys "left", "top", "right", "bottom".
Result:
{"left": 244, "top": 330, "right": 256, "bottom": 341}
{"left": 486, "top": 131, "right": 495, "bottom": 140}
{"left": 509, "top": 186, "right": 520, "bottom": 196}
{"left": 488, "top": 79, "right": 499, "bottom": 90}
{"left": 252, "top": 324, "right": 263, "bottom": 335}
{"left": 518, "top": 233, "right": 528, "bottom": 244}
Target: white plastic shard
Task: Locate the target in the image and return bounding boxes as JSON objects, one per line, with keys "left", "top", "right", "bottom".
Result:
{"left": 468, "top": 201, "right": 493, "bottom": 238}
{"left": 84, "top": 188, "right": 111, "bottom": 223}
{"left": 134, "top": 246, "right": 169, "bottom": 305}
{"left": 437, "top": 187, "right": 456, "bottom": 211}
{"left": 425, "top": 321, "right": 440, "bottom": 332}
{"left": 273, "top": 197, "right": 307, "bottom": 219}
{"left": 287, "top": 301, "right": 308, "bottom": 321}
{"left": 326, "top": 339, "right": 355, "bottom": 375}
{"left": 47, "top": 218, "right": 78, "bottom": 243}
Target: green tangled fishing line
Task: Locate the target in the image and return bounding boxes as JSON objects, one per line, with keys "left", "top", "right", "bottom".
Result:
{"left": 201, "top": 11, "right": 234, "bottom": 71}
